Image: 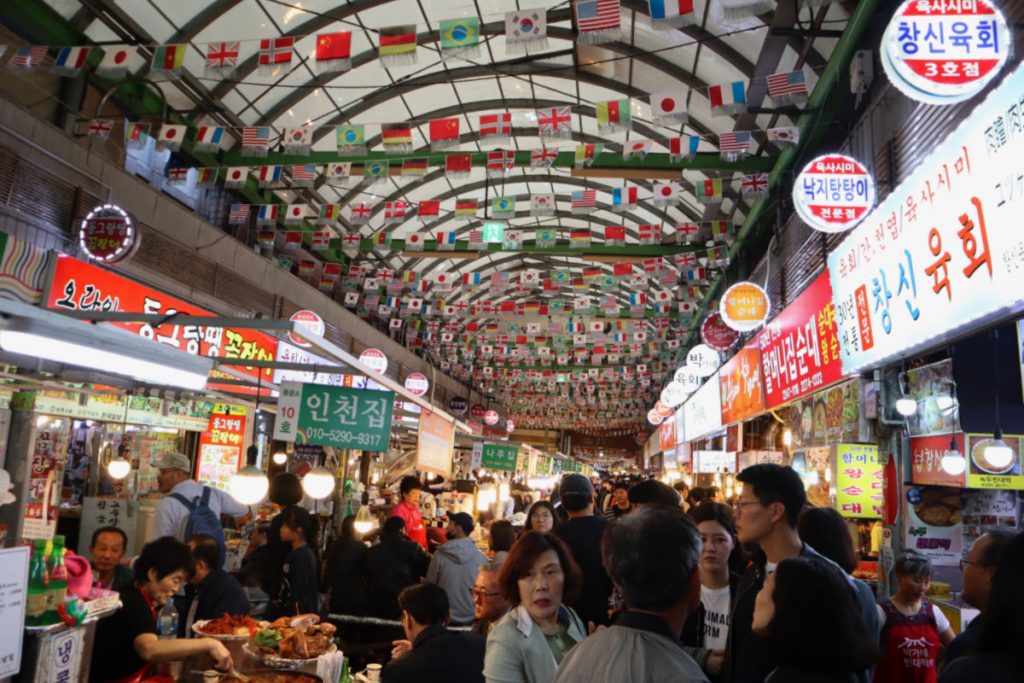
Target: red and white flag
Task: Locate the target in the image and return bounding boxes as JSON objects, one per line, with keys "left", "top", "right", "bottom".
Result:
{"left": 205, "top": 41, "right": 239, "bottom": 77}
{"left": 479, "top": 113, "right": 512, "bottom": 143}
{"left": 649, "top": 91, "right": 687, "bottom": 124}
{"left": 258, "top": 37, "right": 294, "bottom": 75}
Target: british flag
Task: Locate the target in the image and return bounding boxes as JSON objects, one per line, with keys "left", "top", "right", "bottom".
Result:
{"left": 349, "top": 201, "right": 373, "bottom": 223}
{"left": 205, "top": 41, "right": 239, "bottom": 73}
{"left": 87, "top": 119, "right": 113, "bottom": 139}
{"left": 486, "top": 150, "right": 515, "bottom": 177}
{"left": 536, "top": 106, "right": 572, "bottom": 137}
{"left": 531, "top": 147, "right": 559, "bottom": 168}
{"left": 741, "top": 173, "right": 769, "bottom": 198}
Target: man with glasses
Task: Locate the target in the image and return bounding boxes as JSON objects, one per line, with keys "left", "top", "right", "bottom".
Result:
{"left": 469, "top": 561, "right": 511, "bottom": 635}
{"left": 724, "top": 464, "right": 876, "bottom": 683}
{"left": 945, "top": 529, "right": 1016, "bottom": 666}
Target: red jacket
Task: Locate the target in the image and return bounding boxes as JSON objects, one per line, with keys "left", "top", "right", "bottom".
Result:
{"left": 392, "top": 500, "right": 428, "bottom": 550}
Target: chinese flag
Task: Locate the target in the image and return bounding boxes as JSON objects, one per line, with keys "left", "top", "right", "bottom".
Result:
{"left": 430, "top": 117, "right": 460, "bottom": 142}
{"left": 445, "top": 153, "right": 472, "bottom": 174}
{"left": 316, "top": 32, "right": 351, "bottom": 60}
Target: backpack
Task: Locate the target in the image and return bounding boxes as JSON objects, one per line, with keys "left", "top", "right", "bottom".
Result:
{"left": 170, "top": 486, "right": 226, "bottom": 563}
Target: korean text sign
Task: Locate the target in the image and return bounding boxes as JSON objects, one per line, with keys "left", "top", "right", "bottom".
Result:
{"left": 274, "top": 381, "right": 394, "bottom": 451}
{"left": 481, "top": 444, "right": 519, "bottom": 472}
{"left": 835, "top": 443, "right": 883, "bottom": 519}
{"left": 828, "top": 63, "right": 1024, "bottom": 374}
{"left": 417, "top": 409, "right": 455, "bottom": 477}
{"left": 719, "top": 341, "right": 766, "bottom": 424}
{"left": 682, "top": 374, "right": 722, "bottom": 441}
{"left": 658, "top": 417, "right": 677, "bottom": 452}
{"left": 756, "top": 271, "right": 844, "bottom": 409}
{"left": 197, "top": 405, "right": 248, "bottom": 492}
{"left": 47, "top": 255, "right": 279, "bottom": 389}
{"left": 911, "top": 434, "right": 967, "bottom": 487}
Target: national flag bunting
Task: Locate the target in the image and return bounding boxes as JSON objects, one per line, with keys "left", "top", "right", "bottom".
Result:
{"left": 96, "top": 45, "right": 136, "bottom": 78}
{"left": 575, "top": 0, "right": 622, "bottom": 44}
{"left": 195, "top": 168, "right": 218, "bottom": 185}
{"left": 417, "top": 200, "right": 441, "bottom": 223}
{"left": 486, "top": 150, "right": 515, "bottom": 178}
{"left": 401, "top": 158, "right": 428, "bottom": 177}
{"left": 381, "top": 122, "right": 413, "bottom": 151}
{"left": 228, "top": 203, "right": 250, "bottom": 224}
{"left": 315, "top": 32, "right": 352, "bottom": 73}
{"left": 611, "top": 186, "right": 637, "bottom": 212}
{"left": 256, "top": 204, "right": 279, "bottom": 226}
{"left": 405, "top": 233, "right": 425, "bottom": 252}
{"left": 149, "top": 44, "right": 186, "bottom": 78}
{"left": 766, "top": 70, "right": 808, "bottom": 105}
{"left": 379, "top": 25, "right": 418, "bottom": 66}
{"left": 124, "top": 122, "right": 149, "bottom": 148}
{"left": 258, "top": 37, "right": 294, "bottom": 75}
{"left": 537, "top": 106, "right": 572, "bottom": 139}
{"left": 429, "top": 117, "right": 460, "bottom": 151}
{"left": 341, "top": 232, "right": 361, "bottom": 257}
{"left": 445, "top": 153, "right": 472, "bottom": 178}
{"left": 535, "top": 229, "right": 556, "bottom": 248}
{"left": 708, "top": 80, "right": 748, "bottom": 116}
{"left": 741, "top": 172, "right": 769, "bottom": 198}
{"left": 595, "top": 99, "right": 630, "bottom": 133}
{"left": 257, "top": 165, "right": 282, "bottom": 187}
{"left": 652, "top": 181, "right": 680, "bottom": 206}
{"left": 506, "top": 9, "right": 548, "bottom": 52}
{"left": 676, "top": 222, "right": 702, "bottom": 244}
{"left": 570, "top": 229, "right": 591, "bottom": 248}
{"left": 669, "top": 135, "right": 700, "bottom": 162}
{"left": 289, "top": 163, "right": 317, "bottom": 188}
{"left": 194, "top": 125, "right": 225, "bottom": 151}
{"left": 336, "top": 124, "right": 366, "bottom": 153}
{"left": 623, "top": 140, "right": 652, "bottom": 160}
{"left": 223, "top": 167, "right": 248, "bottom": 188}
{"left": 696, "top": 178, "right": 724, "bottom": 203}
{"left": 325, "top": 162, "right": 351, "bottom": 184}
{"left": 205, "top": 42, "right": 239, "bottom": 77}
{"left": 530, "top": 193, "right": 555, "bottom": 216}
{"left": 531, "top": 147, "right": 559, "bottom": 168}
{"left": 570, "top": 189, "right": 597, "bottom": 213}
{"left": 318, "top": 203, "right": 342, "bottom": 225}
{"left": 648, "top": 0, "right": 696, "bottom": 29}
{"left": 87, "top": 119, "right": 114, "bottom": 140}
{"left": 349, "top": 201, "right": 373, "bottom": 223}
{"left": 768, "top": 126, "right": 800, "bottom": 146}
{"left": 363, "top": 160, "right": 389, "bottom": 185}
{"left": 479, "top": 113, "right": 512, "bottom": 143}
{"left": 166, "top": 167, "right": 189, "bottom": 184}
{"left": 51, "top": 46, "right": 90, "bottom": 76}
{"left": 241, "top": 126, "right": 271, "bottom": 157}
{"left": 284, "top": 204, "right": 306, "bottom": 224}
{"left": 605, "top": 226, "right": 626, "bottom": 246}
{"left": 440, "top": 17, "right": 481, "bottom": 59}
{"left": 719, "top": 131, "right": 752, "bottom": 160}
{"left": 454, "top": 199, "right": 477, "bottom": 218}
{"left": 638, "top": 224, "right": 662, "bottom": 245}
{"left": 383, "top": 201, "right": 408, "bottom": 223}
{"left": 650, "top": 90, "right": 687, "bottom": 124}
{"left": 574, "top": 143, "right": 603, "bottom": 168}
{"left": 503, "top": 232, "right": 522, "bottom": 249}
{"left": 491, "top": 196, "right": 516, "bottom": 216}
{"left": 156, "top": 124, "right": 186, "bottom": 151}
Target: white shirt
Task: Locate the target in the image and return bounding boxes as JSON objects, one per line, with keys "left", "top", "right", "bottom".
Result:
{"left": 700, "top": 584, "right": 731, "bottom": 651}
{"left": 153, "top": 479, "right": 248, "bottom": 542}
{"left": 876, "top": 602, "right": 951, "bottom": 632}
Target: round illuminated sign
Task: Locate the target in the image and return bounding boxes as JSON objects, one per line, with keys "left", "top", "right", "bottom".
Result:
{"left": 701, "top": 312, "right": 740, "bottom": 352}
{"left": 470, "top": 404, "right": 486, "bottom": 420}
{"left": 721, "top": 282, "right": 771, "bottom": 332}
{"left": 79, "top": 204, "right": 138, "bottom": 264}
{"left": 654, "top": 401, "right": 673, "bottom": 418}
{"left": 673, "top": 366, "right": 702, "bottom": 394}
{"left": 647, "top": 409, "right": 665, "bottom": 426}
{"left": 358, "top": 348, "right": 388, "bottom": 374}
{"left": 882, "top": 0, "right": 1011, "bottom": 106}
{"left": 484, "top": 410, "right": 499, "bottom": 426}
{"left": 660, "top": 381, "right": 688, "bottom": 408}
{"left": 687, "top": 344, "right": 721, "bottom": 378}
{"left": 288, "top": 310, "right": 326, "bottom": 348}
{"left": 448, "top": 396, "right": 468, "bottom": 415}
{"left": 404, "top": 372, "right": 429, "bottom": 396}
{"left": 792, "top": 154, "right": 875, "bottom": 234}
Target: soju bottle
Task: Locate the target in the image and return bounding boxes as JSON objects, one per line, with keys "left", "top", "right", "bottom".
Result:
{"left": 26, "top": 539, "right": 48, "bottom": 627}
{"left": 43, "top": 535, "right": 67, "bottom": 624}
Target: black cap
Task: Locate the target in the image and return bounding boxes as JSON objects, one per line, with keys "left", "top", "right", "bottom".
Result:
{"left": 448, "top": 511, "right": 475, "bottom": 535}
{"left": 560, "top": 473, "right": 594, "bottom": 502}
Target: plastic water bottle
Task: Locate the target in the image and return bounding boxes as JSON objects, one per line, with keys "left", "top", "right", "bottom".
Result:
{"left": 156, "top": 600, "right": 179, "bottom": 639}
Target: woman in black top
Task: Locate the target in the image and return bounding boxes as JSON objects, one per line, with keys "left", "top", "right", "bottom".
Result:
{"left": 261, "top": 473, "right": 312, "bottom": 599}
{"left": 90, "top": 537, "right": 231, "bottom": 682}
{"left": 322, "top": 514, "right": 367, "bottom": 615}
{"left": 268, "top": 506, "right": 321, "bottom": 618}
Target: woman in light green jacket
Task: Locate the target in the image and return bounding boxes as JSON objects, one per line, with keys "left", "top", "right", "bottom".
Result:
{"left": 484, "top": 532, "right": 588, "bottom": 683}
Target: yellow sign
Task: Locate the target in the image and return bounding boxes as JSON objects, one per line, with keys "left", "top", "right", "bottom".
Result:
{"left": 835, "top": 443, "right": 883, "bottom": 519}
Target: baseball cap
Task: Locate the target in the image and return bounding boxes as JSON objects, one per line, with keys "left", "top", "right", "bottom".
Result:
{"left": 153, "top": 452, "right": 191, "bottom": 474}
{"left": 560, "top": 473, "right": 594, "bottom": 501}
{"left": 447, "top": 511, "right": 475, "bottom": 536}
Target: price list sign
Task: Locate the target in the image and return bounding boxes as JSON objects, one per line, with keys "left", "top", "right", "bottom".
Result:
{"left": 274, "top": 381, "right": 395, "bottom": 451}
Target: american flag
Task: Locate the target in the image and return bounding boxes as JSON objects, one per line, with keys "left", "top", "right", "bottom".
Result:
{"left": 575, "top": 0, "right": 621, "bottom": 32}
{"left": 291, "top": 163, "right": 317, "bottom": 183}
{"left": 719, "top": 131, "right": 751, "bottom": 155}
{"left": 206, "top": 41, "right": 239, "bottom": 70}
{"left": 536, "top": 106, "right": 572, "bottom": 136}
{"left": 228, "top": 203, "right": 250, "bottom": 224}
{"left": 258, "top": 37, "right": 294, "bottom": 66}
{"left": 571, "top": 189, "right": 597, "bottom": 210}
{"left": 479, "top": 113, "right": 512, "bottom": 138}
{"left": 11, "top": 46, "right": 48, "bottom": 69}
{"left": 242, "top": 127, "right": 270, "bottom": 150}
{"left": 766, "top": 70, "right": 808, "bottom": 100}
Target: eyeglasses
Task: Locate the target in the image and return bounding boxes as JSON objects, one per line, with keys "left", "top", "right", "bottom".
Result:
{"left": 959, "top": 558, "right": 990, "bottom": 571}
{"left": 472, "top": 589, "right": 501, "bottom": 600}
{"left": 733, "top": 500, "right": 763, "bottom": 514}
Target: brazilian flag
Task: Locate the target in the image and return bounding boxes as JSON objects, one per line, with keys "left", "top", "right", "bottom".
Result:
{"left": 492, "top": 196, "right": 516, "bottom": 215}
{"left": 440, "top": 17, "right": 480, "bottom": 51}
{"left": 364, "top": 160, "right": 389, "bottom": 183}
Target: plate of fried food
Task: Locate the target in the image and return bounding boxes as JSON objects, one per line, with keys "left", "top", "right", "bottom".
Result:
{"left": 243, "top": 614, "right": 337, "bottom": 670}
{"left": 193, "top": 614, "right": 269, "bottom": 641}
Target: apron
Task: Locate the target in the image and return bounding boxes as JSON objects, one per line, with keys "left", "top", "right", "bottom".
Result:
{"left": 874, "top": 599, "right": 941, "bottom": 683}
{"left": 104, "top": 586, "right": 156, "bottom": 683}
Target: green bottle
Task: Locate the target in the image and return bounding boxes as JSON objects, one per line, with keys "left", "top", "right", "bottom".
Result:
{"left": 44, "top": 535, "right": 67, "bottom": 624}
{"left": 26, "top": 539, "right": 48, "bottom": 627}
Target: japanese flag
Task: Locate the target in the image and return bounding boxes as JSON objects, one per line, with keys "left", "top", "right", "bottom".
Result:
{"left": 653, "top": 290, "right": 672, "bottom": 303}
{"left": 284, "top": 204, "right": 306, "bottom": 223}
{"left": 649, "top": 91, "right": 687, "bottom": 123}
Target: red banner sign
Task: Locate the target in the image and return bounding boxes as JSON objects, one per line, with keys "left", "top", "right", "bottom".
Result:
{"left": 47, "top": 255, "right": 278, "bottom": 393}
{"left": 719, "top": 341, "right": 766, "bottom": 425}
{"left": 756, "top": 270, "right": 845, "bottom": 409}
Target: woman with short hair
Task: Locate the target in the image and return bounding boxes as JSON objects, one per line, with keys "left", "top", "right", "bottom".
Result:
{"left": 524, "top": 501, "right": 559, "bottom": 534}
{"left": 484, "top": 531, "right": 586, "bottom": 683}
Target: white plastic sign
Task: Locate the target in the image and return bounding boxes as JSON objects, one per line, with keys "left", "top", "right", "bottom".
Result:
{"left": 793, "top": 154, "right": 875, "bottom": 233}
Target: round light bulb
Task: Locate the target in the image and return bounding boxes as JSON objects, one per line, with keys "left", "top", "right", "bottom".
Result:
{"left": 984, "top": 439, "right": 1014, "bottom": 469}
{"left": 896, "top": 396, "right": 918, "bottom": 417}
{"left": 302, "top": 466, "right": 336, "bottom": 499}
{"left": 354, "top": 504, "right": 376, "bottom": 534}
{"left": 272, "top": 451, "right": 288, "bottom": 465}
{"left": 230, "top": 465, "right": 269, "bottom": 505}
{"left": 782, "top": 429, "right": 793, "bottom": 447}
{"left": 107, "top": 458, "right": 131, "bottom": 480}
{"left": 941, "top": 450, "right": 967, "bottom": 476}
{"left": 935, "top": 396, "right": 955, "bottom": 412}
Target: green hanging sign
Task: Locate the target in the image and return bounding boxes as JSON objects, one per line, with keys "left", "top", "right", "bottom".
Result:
{"left": 481, "top": 443, "right": 518, "bottom": 472}
{"left": 274, "top": 381, "right": 394, "bottom": 451}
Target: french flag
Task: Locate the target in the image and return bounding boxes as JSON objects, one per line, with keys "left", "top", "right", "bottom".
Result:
{"left": 708, "top": 81, "right": 748, "bottom": 115}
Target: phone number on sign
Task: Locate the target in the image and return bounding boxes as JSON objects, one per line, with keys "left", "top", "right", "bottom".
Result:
{"left": 304, "top": 427, "right": 384, "bottom": 447}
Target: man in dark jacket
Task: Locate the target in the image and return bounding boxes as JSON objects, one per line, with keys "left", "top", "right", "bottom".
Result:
{"left": 364, "top": 516, "right": 430, "bottom": 618}
{"left": 553, "top": 473, "right": 614, "bottom": 627}
{"left": 179, "top": 534, "right": 250, "bottom": 637}
{"left": 382, "top": 583, "right": 485, "bottom": 683}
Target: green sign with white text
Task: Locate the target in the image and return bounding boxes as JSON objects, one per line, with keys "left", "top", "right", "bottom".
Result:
{"left": 274, "top": 381, "right": 394, "bottom": 451}
{"left": 481, "top": 443, "right": 518, "bottom": 472}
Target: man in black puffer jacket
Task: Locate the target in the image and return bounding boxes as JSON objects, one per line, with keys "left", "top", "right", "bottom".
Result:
{"left": 363, "top": 516, "right": 430, "bottom": 619}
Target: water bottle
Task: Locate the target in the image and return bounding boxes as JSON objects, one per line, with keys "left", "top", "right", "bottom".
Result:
{"left": 156, "top": 600, "right": 179, "bottom": 639}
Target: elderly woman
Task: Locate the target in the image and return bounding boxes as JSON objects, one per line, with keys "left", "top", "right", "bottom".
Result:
{"left": 90, "top": 537, "right": 231, "bottom": 682}
{"left": 484, "top": 531, "right": 586, "bottom": 683}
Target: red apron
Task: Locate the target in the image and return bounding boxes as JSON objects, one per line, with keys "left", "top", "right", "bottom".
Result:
{"left": 874, "top": 599, "right": 941, "bottom": 683}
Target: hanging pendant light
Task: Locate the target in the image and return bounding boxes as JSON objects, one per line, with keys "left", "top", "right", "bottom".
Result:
{"left": 108, "top": 395, "right": 132, "bottom": 480}
{"left": 941, "top": 437, "right": 967, "bottom": 476}
{"left": 230, "top": 376, "right": 269, "bottom": 505}
{"left": 303, "top": 466, "right": 336, "bottom": 499}
{"left": 982, "top": 330, "right": 1014, "bottom": 472}
{"left": 354, "top": 492, "right": 376, "bottom": 534}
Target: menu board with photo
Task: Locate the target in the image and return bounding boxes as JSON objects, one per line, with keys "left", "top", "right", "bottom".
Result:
{"left": 905, "top": 360, "right": 960, "bottom": 437}
{"left": 903, "top": 485, "right": 963, "bottom": 567}
{"left": 966, "top": 433, "right": 1024, "bottom": 490}
{"left": 127, "top": 431, "right": 180, "bottom": 495}
{"left": 784, "top": 380, "right": 860, "bottom": 449}
{"left": 961, "top": 489, "right": 1020, "bottom": 550}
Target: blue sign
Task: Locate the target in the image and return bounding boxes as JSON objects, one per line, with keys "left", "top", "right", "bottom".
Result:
{"left": 448, "top": 396, "right": 468, "bottom": 415}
